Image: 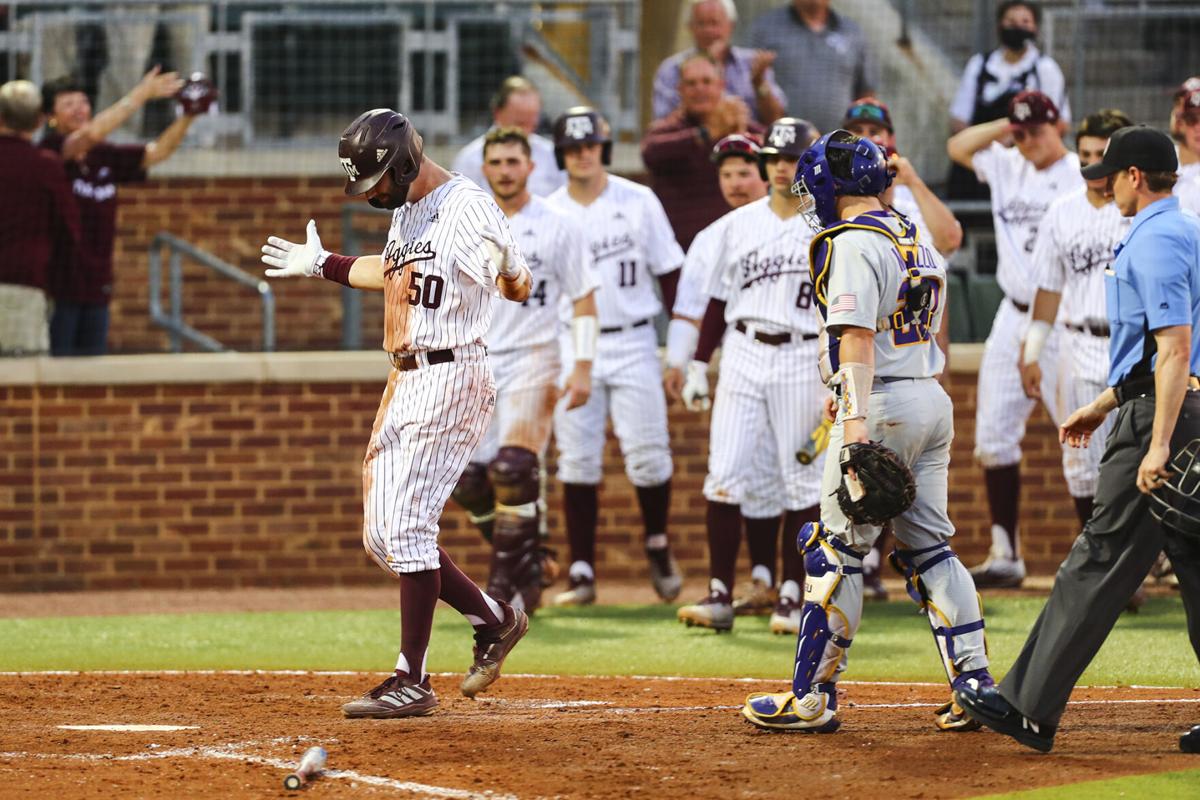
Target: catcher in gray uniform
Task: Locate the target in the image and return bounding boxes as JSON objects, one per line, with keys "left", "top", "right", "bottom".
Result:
{"left": 741, "top": 130, "right": 993, "bottom": 733}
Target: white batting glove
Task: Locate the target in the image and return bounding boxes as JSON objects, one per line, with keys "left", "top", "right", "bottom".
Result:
{"left": 261, "top": 219, "right": 329, "bottom": 278}
{"left": 681, "top": 359, "right": 712, "bottom": 412}
{"left": 480, "top": 223, "right": 522, "bottom": 279}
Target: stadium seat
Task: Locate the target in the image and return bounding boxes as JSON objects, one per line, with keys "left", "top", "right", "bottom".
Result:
{"left": 965, "top": 273, "right": 1005, "bottom": 342}
{"left": 944, "top": 270, "right": 972, "bottom": 343}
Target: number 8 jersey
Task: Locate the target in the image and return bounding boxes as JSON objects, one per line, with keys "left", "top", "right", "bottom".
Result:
{"left": 547, "top": 174, "right": 683, "bottom": 326}
{"left": 381, "top": 175, "right": 524, "bottom": 353}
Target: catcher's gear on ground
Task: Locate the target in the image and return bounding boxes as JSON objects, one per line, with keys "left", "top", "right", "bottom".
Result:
{"left": 836, "top": 441, "right": 916, "bottom": 525}
{"left": 338, "top": 108, "right": 424, "bottom": 197}
{"left": 1149, "top": 438, "right": 1200, "bottom": 540}
{"left": 552, "top": 106, "right": 612, "bottom": 169}
{"left": 176, "top": 72, "right": 218, "bottom": 116}
{"left": 681, "top": 360, "right": 711, "bottom": 411}
{"left": 758, "top": 116, "right": 818, "bottom": 180}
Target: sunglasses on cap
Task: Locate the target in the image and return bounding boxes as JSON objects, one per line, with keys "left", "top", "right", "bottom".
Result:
{"left": 846, "top": 103, "right": 888, "bottom": 122}
{"left": 710, "top": 134, "right": 761, "bottom": 162}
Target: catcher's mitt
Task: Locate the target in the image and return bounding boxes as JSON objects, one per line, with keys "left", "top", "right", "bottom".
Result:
{"left": 836, "top": 441, "right": 916, "bottom": 525}
{"left": 177, "top": 72, "right": 218, "bottom": 116}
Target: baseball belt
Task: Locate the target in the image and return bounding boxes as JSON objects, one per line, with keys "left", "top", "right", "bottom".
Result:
{"left": 599, "top": 318, "right": 651, "bottom": 334}
{"left": 389, "top": 349, "right": 455, "bottom": 371}
{"left": 1113, "top": 374, "right": 1200, "bottom": 405}
{"left": 1065, "top": 321, "right": 1111, "bottom": 337}
{"left": 734, "top": 321, "right": 819, "bottom": 346}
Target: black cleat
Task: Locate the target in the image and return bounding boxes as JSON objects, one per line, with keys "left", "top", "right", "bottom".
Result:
{"left": 954, "top": 682, "right": 1055, "bottom": 753}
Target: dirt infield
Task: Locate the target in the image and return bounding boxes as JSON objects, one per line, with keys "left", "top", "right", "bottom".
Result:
{"left": 1, "top": 672, "right": 1197, "bottom": 799}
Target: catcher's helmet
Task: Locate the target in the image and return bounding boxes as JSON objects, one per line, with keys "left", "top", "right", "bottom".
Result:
{"left": 1149, "top": 439, "right": 1200, "bottom": 539}
{"left": 792, "top": 129, "right": 892, "bottom": 229}
{"left": 552, "top": 106, "right": 612, "bottom": 170}
{"left": 710, "top": 133, "right": 761, "bottom": 166}
{"left": 337, "top": 109, "right": 424, "bottom": 197}
{"left": 758, "top": 116, "right": 818, "bottom": 180}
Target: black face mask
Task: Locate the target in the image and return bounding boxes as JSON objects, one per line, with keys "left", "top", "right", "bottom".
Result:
{"left": 999, "top": 26, "right": 1035, "bottom": 51}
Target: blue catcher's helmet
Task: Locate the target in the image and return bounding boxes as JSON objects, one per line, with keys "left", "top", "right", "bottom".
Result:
{"left": 791, "top": 130, "right": 892, "bottom": 230}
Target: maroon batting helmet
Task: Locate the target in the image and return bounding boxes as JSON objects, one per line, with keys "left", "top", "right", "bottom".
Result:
{"left": 338, "top": 109, "right": 424, "bottom": 197}
{"left": 552, "top": 106, "right": 612, "bottom": 170}
{"left": 710, "top": 133, "right": 762, "bottom": 166}
{"left": 758, "top": 117, "right": 819, "bottom": 180}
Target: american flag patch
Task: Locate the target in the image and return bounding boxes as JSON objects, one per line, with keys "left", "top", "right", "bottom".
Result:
{"left": 829, "top": 294, "right": 857, "bottom": 314}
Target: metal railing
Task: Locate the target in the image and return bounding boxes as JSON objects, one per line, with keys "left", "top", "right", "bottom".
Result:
{"left": 148, "top": 232, "right": 275, "bottom": 352}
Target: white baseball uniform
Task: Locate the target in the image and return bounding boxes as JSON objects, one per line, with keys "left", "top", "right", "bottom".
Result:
{"left": 473, "top": 195, "right": 598, "bottom": 462}
{"left": 971, "top": 142, "right": 1083, "bottom": 467}
{"left": 1176, "top": 168, "right": 1200, "bottom": 216}
{"left": 548, "top": 174, "right": 683, "bottom": 487}
{"left": 889, "top": 185, "right": 933, "bottom": 249}
{"left": 1032, "top": 188, "right": 1128, "bottom": 498}
{"left": 452, "top": 131, "right": 566, "bottom": 198}
{"left": 363, "top": 176, "right": 525, "bottom": 574}
{"left": 702, "top": 197, "right": 827, "bottom": 511}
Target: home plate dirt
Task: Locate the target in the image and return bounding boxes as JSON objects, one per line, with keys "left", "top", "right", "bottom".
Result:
{"left": 1, "top": 673, "right": 1198, "bottom": 798}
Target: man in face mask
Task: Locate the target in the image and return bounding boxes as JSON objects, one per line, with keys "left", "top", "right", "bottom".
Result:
{"left": 947, "top": 1, "right": 1071, "bottom": 199}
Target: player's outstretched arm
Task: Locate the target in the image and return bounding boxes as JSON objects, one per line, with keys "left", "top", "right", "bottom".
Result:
{"left": 946, "top": 118, "right": 1010, "bottom": 169}
{"left": 261, "top": 220, "right": 384, "bottom": 291}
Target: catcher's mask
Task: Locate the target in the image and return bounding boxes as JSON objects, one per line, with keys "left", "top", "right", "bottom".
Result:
{"left": 1149, "top": 439, "right": 1200, "bottom": 539}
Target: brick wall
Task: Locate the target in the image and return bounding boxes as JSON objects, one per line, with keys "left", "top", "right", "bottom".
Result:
{"left": 0, "top": 362, "right": 1078, "bottom": 592}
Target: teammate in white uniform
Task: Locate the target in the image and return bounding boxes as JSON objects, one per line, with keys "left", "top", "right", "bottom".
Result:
{"left": 675, "top": 117, "right": 827, "bottom": 634}
{"left": 451, "top": 76, "right": 566, "bottom": 198}
{"left": 1172, "top": 78, "right": 1200, "bottom": 215}
{"left": 450, "top": 127, "right": 599, "bottom": 613}
{"left": 546, "top": 107, "right": 686, "bottom": 606}
{"left": 261, "top": 110, "right": 533, "bottom": 718}
{"left": 1020, "top": 110, "right": 1132, "bottom": 529}
{"left": 948, "top": 90, "right": 1083, "bottom": 587}
{"left": 743, "top": 130, "right": 993, "bottom": 734}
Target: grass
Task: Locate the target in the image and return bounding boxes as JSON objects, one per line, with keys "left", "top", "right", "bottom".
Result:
{"left": 977, "top": 768, "right": 1200, "bottom": 799}
{"left": 2, "top": 597, "right": 1198, "bottom": 686}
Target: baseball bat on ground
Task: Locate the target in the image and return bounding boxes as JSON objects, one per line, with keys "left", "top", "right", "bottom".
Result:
{"left": 283, "top": 746, "right": 327, "bottom": 790}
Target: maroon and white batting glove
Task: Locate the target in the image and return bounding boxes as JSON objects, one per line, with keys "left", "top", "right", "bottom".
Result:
{"left": 480, "top": 224, "right": 522, "bottom": 279}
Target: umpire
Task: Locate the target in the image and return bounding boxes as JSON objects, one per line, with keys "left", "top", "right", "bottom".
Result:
{"left": 956, "top": 125, "right": 1200, "bottom": 753}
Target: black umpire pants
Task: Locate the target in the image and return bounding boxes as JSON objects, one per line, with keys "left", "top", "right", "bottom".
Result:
{"left": 999, "top": 390, "right": 1200, "bottom": 727}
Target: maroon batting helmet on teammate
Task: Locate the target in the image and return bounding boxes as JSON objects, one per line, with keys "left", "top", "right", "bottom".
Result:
{"left": 710, "top": 133, "right": 762, "bottom": 166}
{"left": 758, "top": 117, "right": 818, "bottom": 180}
{"left": 338, "top": 109, "right": 424, "bottom": 196}
{"left": 552, "top": 106, "right": 612, "bottom": 170}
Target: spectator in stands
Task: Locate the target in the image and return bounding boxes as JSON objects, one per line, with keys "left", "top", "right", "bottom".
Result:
{"left": 747, "top": 0, "right": 876, "bottom": 134}
{"left": 40, "top": 68, "right": 200, "bottom": 356}
{"left": 652, "top": 0, "right": 785, "bottom": 125}
{"left": 948, "top": 1, "right": 1070, "bottom": 199}
{"left": 453, "top": 77, "right": 565, "bottom": 197}
{"left": 1171, "top": 77, "right": 1200, "bottom": 181}
{"left": 0, "top": 80, "right": 81, "bottom": 357}
{"left": 642, "top": 54, "right": 766, "bottom": 250}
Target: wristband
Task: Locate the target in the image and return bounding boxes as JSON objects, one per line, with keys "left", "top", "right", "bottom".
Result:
{"left": 1023, "top": 319, "right": 1051, "bottom": 365}
{"left": 322, "top": 253, "right": 355, "bottom": 287}
{"left": 572, "top": 315, "right": 598, "bottom": 362}
{"left": 838, "top": 362, "right": 873, "bottom": 421}
{"left": 666, "top": 318, "right": 700, "bottom": 368}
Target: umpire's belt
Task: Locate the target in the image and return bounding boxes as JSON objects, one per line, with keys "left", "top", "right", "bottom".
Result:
{"left": 1066, "top": 321, "right": 1111, "bottom": 337}
{"left": 1113, "top": 374, "right": 1200, "bottom": 405}
{"left": 389, "top": 349, "right": 455, "bottom": 371}
{"left": 735, "top": 321, "right": 819, "bottom": 346}
{"left": 599, "top": 318, "right": 651, "bottom": 335}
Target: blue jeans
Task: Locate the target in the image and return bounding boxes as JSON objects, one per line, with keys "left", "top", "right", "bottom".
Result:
{"left": 50, "top": 302, "right": 110, "bottom": 356}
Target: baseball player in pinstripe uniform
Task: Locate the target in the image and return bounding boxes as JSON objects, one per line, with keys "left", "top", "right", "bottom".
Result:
{"left": 1020, "top": 110, "right": 1132, "bottom": 527}
{"left": 260, "top": 110, "right": 534, "bottom": 718}
{"left": 676, "top": 117, "right": 828, "bottom": 634}
{"left": 743, "top": 130, "right": 993, "bottom": 733}
{"left": 665, "top": 133, "right": 787, "bottom": 618}
{"left": 451, "top": 127, "right": 599, "bottom": 614}
{"left": 547, "top": 106, "right": 686, "bottom": 606}
{"left": 948, "top": 90, "right": 1083, "bottom": 588}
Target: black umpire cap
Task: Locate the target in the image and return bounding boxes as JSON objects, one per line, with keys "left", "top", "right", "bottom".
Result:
{"left": 1081, "top": 125, "right": 1178, "bottom": 179}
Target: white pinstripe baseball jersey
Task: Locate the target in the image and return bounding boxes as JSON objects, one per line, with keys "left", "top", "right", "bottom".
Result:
{"left": 547, "top": 175, "right": 684, "bottom": 326}
{"left": 486, "top": 195, "right": 598, "bottom": 353}
{"left": 972, "top": 142, "right": 1083, "bottom": 305}
{"left": 382, "top": 175, "right": 525, "bottom": 353}
{"left": 703, "top": 197, "right": 818, "bottom": 334}
{"left": 674, "top": 211, "right": 734, "bottom": 320}
{"left": 1033, "top": 188, "right": 1127, "bottom": 385}
{"left": 1177, "top": 169, "right": 1200, "bottom": 216}
{"left": 452, "top": 132, "right": 566, "bottom": 197}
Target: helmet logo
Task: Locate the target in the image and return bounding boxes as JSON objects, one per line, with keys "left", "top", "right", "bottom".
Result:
{"left": 769, "top": 125, "right": 796, "bottom": 148}
{"left": 376, "top": 148, "right": 388, "bottom": 162}
{"left": 565, "top": 115, "right": 595, "bottom": 140}
{"left": 340, "top": 157, "right": 359, "bottom": 180}
{"left": 1012, "top": 102, "right": 1031, "bottom": 121}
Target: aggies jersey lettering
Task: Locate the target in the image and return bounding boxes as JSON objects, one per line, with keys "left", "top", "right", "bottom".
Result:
{"left": 813, "top": 211, "right": 947, "bottom": 379}
{"left": 704, "top": 197, "right": 818, "bottom": 335}
{"left": 972, "top": 142, "right": 1082, "bottom": 305}
{"left": 487, "top": 195, "right": 598, "bottom": 353}
{"left": 382, "top": 175, "right": 525, "bottom": 353}
{"left": 547, "top": 174, "right": 684, "bottom": 326}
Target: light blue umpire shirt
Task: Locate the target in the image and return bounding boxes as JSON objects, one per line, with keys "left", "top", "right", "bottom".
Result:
{"left": 1106, "top": 196, "right": 1200, "bottom": 386}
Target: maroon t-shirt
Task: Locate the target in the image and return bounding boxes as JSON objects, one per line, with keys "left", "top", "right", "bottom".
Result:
{"left": 0, "top": 134, "right": 82, "bottom": 293}
{"left": 40, "top": 129, "right": 147, "bottom": 304}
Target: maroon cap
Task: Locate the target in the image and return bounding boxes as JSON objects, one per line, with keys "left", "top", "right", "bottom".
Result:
{"left": 1174, "top": 76, "right": 1200, "bottom": 101}
{"left": 1008, "top": 90, "right": 1059, "bottom": 127}
{"left": 710, "top": 133, "right": 761, "bottom": 164}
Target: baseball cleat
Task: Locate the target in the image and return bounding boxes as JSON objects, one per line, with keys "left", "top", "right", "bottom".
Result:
{"left": 539, "top": 546, "right": 561, "bottom": 588}
{"left": 461, "top": 603, "right": 529, "bottom": 699}
{"left": 677, "top": 590, "right": 734, "bottom": 632}
{"left": 732, "top": 578, "right": 777, "bottom": 616}
{"left": 646, "top": 547, "right": 683, "bottom": 602}
{"left": 1181, "top": 724, "right": 1200, "bottom": 753}
{"left": 741, "top": 691, "right": 840, "bottom": 733}
{"left": 552, "top": 576, "right": 596, "bottom": 607}
{"left": 937, "top": 670, "right": 993, "bottom": 731}
{"left": 954, "top": 682, "right": 1055, "bottom": 752}
{"left": 768, "top": 596, "right": 801, "bottom": 635}
{"left": 342, "top": 674, "right": 438, "bottom": 719}
{"left": 968, "top": 550, "right": 1026, "bottom": 589}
